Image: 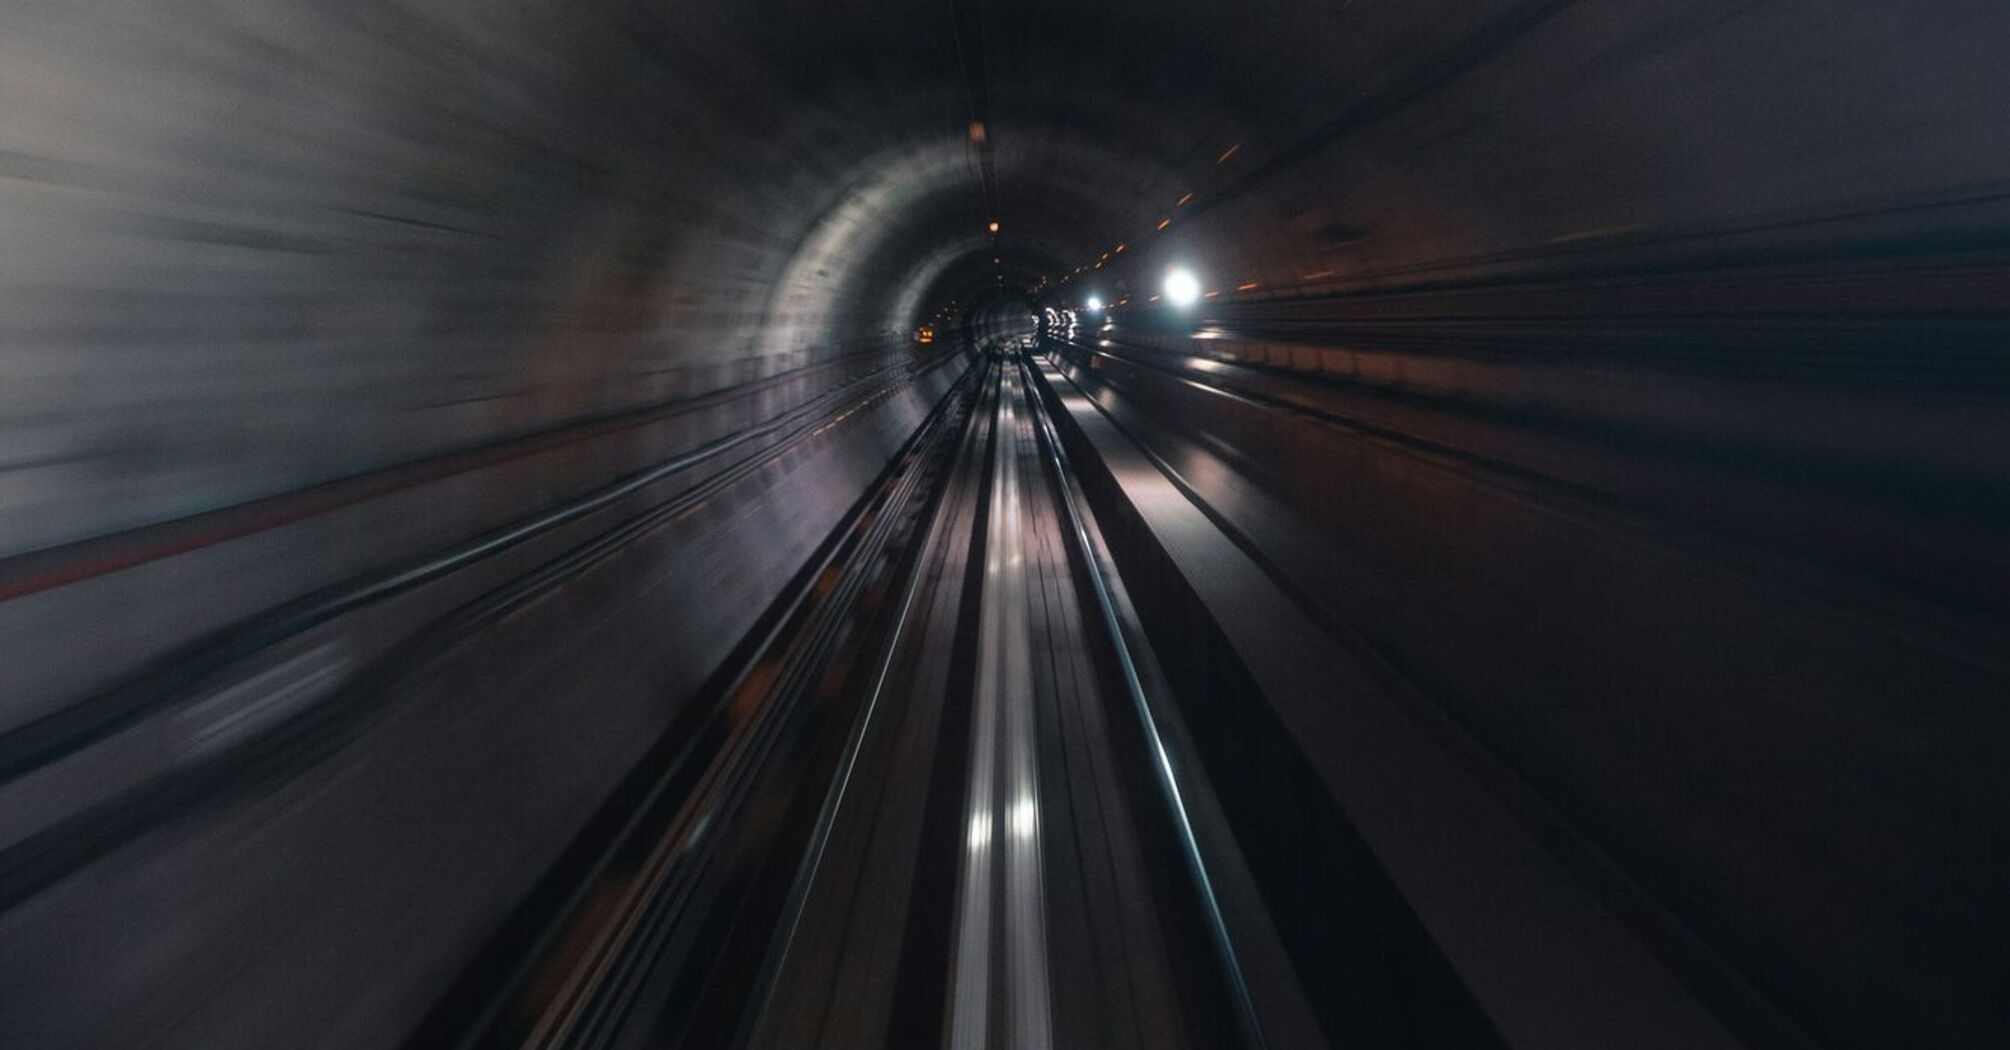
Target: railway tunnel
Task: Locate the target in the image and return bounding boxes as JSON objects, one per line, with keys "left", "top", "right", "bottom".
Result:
{"left": 2, "top": 1, "right": 2008, "bottom": 1047}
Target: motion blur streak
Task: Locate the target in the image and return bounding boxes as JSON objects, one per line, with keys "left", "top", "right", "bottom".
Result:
{"left": 0, "top": 2, "right": 2007, "bottom": 1049}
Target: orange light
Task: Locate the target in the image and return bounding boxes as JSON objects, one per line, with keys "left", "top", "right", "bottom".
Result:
{"left": 988, "top": 220, "right": 1000, "bottom": 234}
{"left": 1204, "top": 290, "right": 1221, "bottom": 298}
{"left": 1216, "top": 144, "right": 1240, "bottom": 164}
{"left": 1099, "top": 252, "right": 1110, "bottom": 261}
{"left": 1176, "top": 192, "right": 1194, "bottom": 207}
{"left": 1302, "top": 270, "right": 1336, "bottom": 280}
{"left": 1156, "top": 218, "right": 1171, "bottom": 230}
{"left": 1114, "top": 243, "right": 1127, "bottom": 253}
{"left": 1237, "top": 282, "right": 1260, "bottom": 292}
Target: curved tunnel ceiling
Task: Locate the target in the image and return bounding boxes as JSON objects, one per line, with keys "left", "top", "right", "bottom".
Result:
{"left": 6, "top": 0, "right": 2009, "bottom": 551}
{"left": 596, "top": 0, "right": 2010, "bottom": 355}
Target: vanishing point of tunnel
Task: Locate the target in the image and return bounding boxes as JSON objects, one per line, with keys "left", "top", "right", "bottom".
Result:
{"left": 1, "top": 2, "right": 2008, "bottom": 1047}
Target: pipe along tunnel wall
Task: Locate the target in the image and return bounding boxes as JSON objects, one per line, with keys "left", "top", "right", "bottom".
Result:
{"left": 2, "top": 1, "right": 2010, "bottom": 1047}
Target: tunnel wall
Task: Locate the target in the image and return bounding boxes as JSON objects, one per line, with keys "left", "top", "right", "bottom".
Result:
{"left": 0, "top": 0, "right": 949, "bottom": 556}
{"left": 14, "top": 2, "right": 2005, "bottom": 558}
{"left": 0, "top": 351, "right": 968, "bottom": 1050}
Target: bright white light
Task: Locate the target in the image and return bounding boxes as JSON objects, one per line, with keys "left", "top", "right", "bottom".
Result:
{"left": 1164, "top": 267, "right": 1202, "bottom": 307}
{"left": 1009, "top": 797, "right": 1038, "bottom": 840}
{"left": 1084, "top": 296, "right": 1104, "bottom": 313}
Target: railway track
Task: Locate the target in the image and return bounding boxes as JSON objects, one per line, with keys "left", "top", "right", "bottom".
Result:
{"left": 421, "top": 351, "right": 1312, "bottom": 1049}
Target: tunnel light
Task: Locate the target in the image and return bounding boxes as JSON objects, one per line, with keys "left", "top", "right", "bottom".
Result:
{"left": 1009, "top": 797, "right": 1037, "bottom": 840}
{"left": 1164, "top": 267, "right": 1202, "bottom": 307}
{"left": 1085, "top": 296, "right": 1104, "bottom": 313}
{"left": 987, "top": 220, "right": 1000, "bottom": 234}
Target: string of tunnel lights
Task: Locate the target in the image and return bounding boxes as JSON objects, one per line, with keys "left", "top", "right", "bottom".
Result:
{"left": 1025, "top": 140, "right": 1277, "bottom": 319}
{"left": 928, "top": 137, "right": 1271, "bottom": 334}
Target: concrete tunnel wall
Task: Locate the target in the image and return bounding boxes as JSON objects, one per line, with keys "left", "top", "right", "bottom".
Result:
{"left": 6, "top": 0, "right": 2007, "bottom": 553}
